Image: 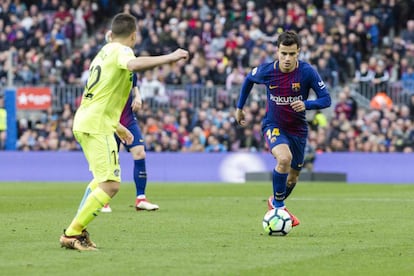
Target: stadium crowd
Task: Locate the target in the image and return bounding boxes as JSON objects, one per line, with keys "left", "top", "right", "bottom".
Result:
{"left": 1, "top": 0, "right": 414, "bottom": 155}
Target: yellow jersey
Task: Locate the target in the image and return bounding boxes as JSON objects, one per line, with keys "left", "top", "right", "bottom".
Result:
{"left": 73, "top": 42, "right": 135, "bottom": 134}
{"left": 0, "top": 108, "right": 6, "bottom": 131}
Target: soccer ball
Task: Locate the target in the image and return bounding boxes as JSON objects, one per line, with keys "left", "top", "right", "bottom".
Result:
{"left": 262, "top": 208, "right": 293, "bottom": 236}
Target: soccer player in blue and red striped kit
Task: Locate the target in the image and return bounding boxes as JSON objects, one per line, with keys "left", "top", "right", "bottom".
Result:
{"left": 235, "top": 31, "right": 331, "bottom": 227}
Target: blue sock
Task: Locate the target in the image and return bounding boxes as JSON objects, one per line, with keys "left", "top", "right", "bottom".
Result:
{"left": 134, "top": 159, "right": 147, "bottom": 197}
{"left": 272, "top": 170, "right": 288, "bottom": 208}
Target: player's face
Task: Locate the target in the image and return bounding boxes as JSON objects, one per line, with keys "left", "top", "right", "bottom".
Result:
{"left": 277, "top": 44, "right": 300, "bottom": 73}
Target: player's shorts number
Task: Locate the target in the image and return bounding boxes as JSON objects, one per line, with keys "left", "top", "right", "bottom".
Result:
{"left": 266, "top": 127, "right": 280, "bottom": 140}
{"left": 111, "top": 150, "right": 118, "bottom": 165}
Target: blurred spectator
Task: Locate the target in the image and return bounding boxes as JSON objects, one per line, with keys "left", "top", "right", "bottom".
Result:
{"left": 225, "top": 67, "right": 245, "bottom": 91}
{"left": 140, "top": 70, "right": 168, "bottom": 103}
{"left": 353, "top": 61, "right": 374, "bottom": 95}
{"left": 401, "top": 65, "right": 414, "bottom": 93}
{"left": 371, "top": 60, "right": 390, "bottom": 94}
{"left": 205, "top": 135, "right": 227, "bottom": 152}
{"left": 310, "top": 110, "right": 328, "bottom": 131}
{"left": 238, "top": 127, "right": 260, "bottom": 152}
{"left": 334, "top": 92, "right": 353, "bottom": 120}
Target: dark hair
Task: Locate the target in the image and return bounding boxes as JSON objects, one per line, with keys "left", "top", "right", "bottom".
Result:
{"left": 111, "top": 13, "right": 137, "bottom": 38}
{"left": 277, "top": 31, "right": 300, "bottom": 48}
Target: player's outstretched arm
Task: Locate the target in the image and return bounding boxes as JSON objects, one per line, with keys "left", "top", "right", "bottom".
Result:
{"left": 127, "top": 49, "right": 189, "bottom": 72}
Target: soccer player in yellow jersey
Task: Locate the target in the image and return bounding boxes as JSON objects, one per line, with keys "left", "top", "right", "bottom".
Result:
{"left": 59, "top": 13, "right": 189, "bottom": 251}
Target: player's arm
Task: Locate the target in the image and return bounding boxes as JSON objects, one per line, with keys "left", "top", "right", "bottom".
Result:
{"left": 235, "top": 78, "right": 255, "bottom": 126}
{"left": 115, "top": 123, "right": 133, "bottom": 145}
{"left": 130, "top": 73, "right": 142, "bottom": 112}
{"left": 303, "top": 70, "right": 332, "bottom": 110}
{"left": 235, "top": 66, "right": 260, "bottom": 126}
{"left": 127, "top": 49, "right": 189, "bottom": 72}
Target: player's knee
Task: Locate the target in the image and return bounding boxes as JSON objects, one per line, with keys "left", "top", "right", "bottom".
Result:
{"left": 277, "top": 155, "right": 292, "bottom": 167}
{"left": 100, "top": 181, "right": 120, "bottom": 197}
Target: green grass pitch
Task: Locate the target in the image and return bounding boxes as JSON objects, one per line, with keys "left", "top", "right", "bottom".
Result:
{"left": 1, "top": 181, "right": 414, "bottom": 275}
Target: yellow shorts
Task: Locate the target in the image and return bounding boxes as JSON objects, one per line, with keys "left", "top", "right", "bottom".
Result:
{"left": 74, "top": 131, "right": 121, "bottom": 183}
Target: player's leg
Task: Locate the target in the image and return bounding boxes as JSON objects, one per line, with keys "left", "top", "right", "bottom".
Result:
{"left": 286, "top": 135, "right": 306, "bottom": 199}
{"left": 269, "top": 143, "right": 291, "bottom": 208}
{"left": 126, "top": 123, "right": 159, "bottom": 211}
{"left": 77, "top": 179, "right": 99, "bottom": 213}
{"left": 263, "top": 126, "right": 290, "bottom": 209}
{"left": 61, "top": 132, "right": 120, "bottom": 249}
{"left": 100, "top": 130, "right": 125, "bottom": 213}
{"left": 286, "top": 169, "right": 300, "bottom": 199}
{"left": 280, "top": 136, "right": 306, "bottom": 226}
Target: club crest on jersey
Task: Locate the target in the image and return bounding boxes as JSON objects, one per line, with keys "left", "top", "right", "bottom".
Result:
{"left": 114, "top": 169, "right": 120, "bottom": 177}
{"left": 291, "top": 82, "right": 300, "bottom": 92}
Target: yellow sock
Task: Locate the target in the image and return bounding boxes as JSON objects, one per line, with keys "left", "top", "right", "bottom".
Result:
{"left": 65, "top": 187, "right": 111, "bottom": 236}
{"left": 76, "top": 179, "right": 100, "bottom": 213}
{"left": 88, "top": 179, "right": 99, "bottom": 191}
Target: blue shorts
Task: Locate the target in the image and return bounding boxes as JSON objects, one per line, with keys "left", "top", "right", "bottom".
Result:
{"left": 262, "top": 125, "right": 306, "bottom": 171}
{"left": 116, "top": 121, "right": 145, "bottom": 150}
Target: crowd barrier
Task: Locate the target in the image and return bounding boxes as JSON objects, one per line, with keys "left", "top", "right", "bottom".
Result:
{"left": 0, "top": 152, "right": 412, "bottom": 184}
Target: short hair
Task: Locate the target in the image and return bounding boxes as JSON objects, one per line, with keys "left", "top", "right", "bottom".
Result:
{"left": 277, "top": 31, "right": 300, "bottom": 48}
{"left": 111, "top": 13, "right": 137, "bottom": 38}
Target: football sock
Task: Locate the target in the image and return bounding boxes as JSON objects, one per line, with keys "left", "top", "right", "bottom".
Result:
{"left": 134, "top": 159, "right": 147, "bottom": 197}
{"left": 77, "top": 179, "right": 99, "bottom": 213}
{"left": 272, "top": 170, "right": 288, "bottom": 208}
{"left": 285, "top": 182, "right": 297, "bottom": 199}
{"left": 65, "top": 187, "right": 111, "bottom": 236}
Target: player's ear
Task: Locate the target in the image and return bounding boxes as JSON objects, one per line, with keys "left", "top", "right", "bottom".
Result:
{"left": 131, "top": 32, "right": 137, "bottom": 42}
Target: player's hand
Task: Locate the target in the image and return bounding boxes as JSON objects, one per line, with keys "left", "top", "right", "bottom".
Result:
{"left": 131, "top": 87, "right": 142, "bottom": 112}
{"left": 235, "top": 108, "right": 246, "bottom": 126}
{"left": 170, "top": 49, "right": 189, "bottom": 62}
{"left": 290, "top": 100, "right": 305, "bottom": 112}
{"left": 116, "top": 124, "right": 134, "bottom": 145}
{"left": 131, "top": 97, "right": 142, "bottom": 112}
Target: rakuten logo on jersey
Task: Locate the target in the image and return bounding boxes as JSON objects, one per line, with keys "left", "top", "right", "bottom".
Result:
{"left": 270, "top": 94, "right": 303, "bottom": 105}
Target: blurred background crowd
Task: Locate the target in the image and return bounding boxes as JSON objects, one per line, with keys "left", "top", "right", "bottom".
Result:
{"left": 1, "top": 0, "right": 414, "bottom": 163}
